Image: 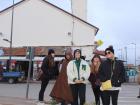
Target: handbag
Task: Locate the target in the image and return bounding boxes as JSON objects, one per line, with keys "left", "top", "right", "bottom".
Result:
{"left": 100, "top": 60, "right": 116, "bottom": 91}
{"left": 100, "top": 80, "right": 112, "bottom": 91}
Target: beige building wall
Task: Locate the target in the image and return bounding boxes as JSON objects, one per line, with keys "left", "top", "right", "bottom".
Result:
{"left": 0, "top": 0, "right": 98, "bottom": 59}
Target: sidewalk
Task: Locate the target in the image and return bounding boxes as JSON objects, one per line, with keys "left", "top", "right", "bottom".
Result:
{"left": 0, "top": 96, "right": 36, "bottom": 105}
{"left": 0, "top": 96, "right": 59, "bottom": 105}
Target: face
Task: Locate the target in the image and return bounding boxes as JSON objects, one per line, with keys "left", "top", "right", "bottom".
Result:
{"left": 105, "top": 51, "right": 114, "bottom": 59}
{"left": 66, "top": 54, "right": 70, "bottom": 60}
{"left": 93, "top": 57, "right": 100, "bottom": 63}
{"left": 75, "top": 51, "right": 81, "bottom": 59}
{"left": 51, "top": 53, "right": 55, "bottom": 57}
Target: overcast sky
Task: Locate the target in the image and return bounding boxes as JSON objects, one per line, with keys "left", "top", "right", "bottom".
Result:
{"left": 0, "top": 0, "right": 140, "bottom": 65}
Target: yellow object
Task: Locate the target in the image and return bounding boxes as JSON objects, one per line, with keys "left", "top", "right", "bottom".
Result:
{"left": 100, "top": 80, "right": 112, "bottom": 91}
{"left": 97, "top": 40, "right": 103, "bottom": 46}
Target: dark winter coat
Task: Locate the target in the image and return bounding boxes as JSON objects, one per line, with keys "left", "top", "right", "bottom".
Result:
{"left": 41, "top": 56, "right": 55, "bottom": 80}
{"left": 99, "top": 58, "right": 125, "bottom": 87}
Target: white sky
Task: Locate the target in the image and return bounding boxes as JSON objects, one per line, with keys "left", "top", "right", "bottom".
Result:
{"left": 0, "top": 0, "right": 140, "bottom": 65}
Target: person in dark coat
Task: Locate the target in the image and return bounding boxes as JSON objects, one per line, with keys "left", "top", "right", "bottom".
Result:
{"left": 38, "top": 49, "right": 55, "bottom": 103}
{"left": 88, "top": 54, "right": 102, "bottom": 105}
{"left": 50, "top": 49, "right": 73, "bottom": 105}
{"left": 99, "top": 46, "right": 125, "bottom": 105}
{"left": 0, "top": 62, "right": 3, "bottom": 80}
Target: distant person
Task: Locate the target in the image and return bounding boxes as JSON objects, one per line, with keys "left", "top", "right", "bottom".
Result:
{"left": 67, "top": 49, "right": 90, "bottom": 105}
{"left": 38, "top": 49, "right": 55, "bottom": 104}
{"left": 88, "top": 55, "right": 102, "bottom": 105}
{"left": 50, "top": 49, "right": 73, "bottom": 105}
{"left": 0, "top": 62, "right": 3, "bottom": 80}
{"left": 99, "top": 46, "right": 125, "bottom": 105}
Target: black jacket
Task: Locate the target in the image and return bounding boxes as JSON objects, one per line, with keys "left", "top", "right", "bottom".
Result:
{"left": 41, "top": 56, "right": 55, "bottom": 80}
{"left": 99, "top": 58, "right": 125, "bottom": 87}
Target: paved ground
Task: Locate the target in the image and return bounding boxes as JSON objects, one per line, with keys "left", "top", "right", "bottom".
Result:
{"left": 0, "top": 81, "right": 140, "bottom": 105}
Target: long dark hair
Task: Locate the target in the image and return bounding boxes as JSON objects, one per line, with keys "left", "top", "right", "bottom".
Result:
{"left": 47, "top": 55, "right": 55, "bottom": 68}
{"left": 91, "top": 54, "right": 101, "bottom": 73}
{"left": 91, "top": 54, "right": 101, "bottom": 63}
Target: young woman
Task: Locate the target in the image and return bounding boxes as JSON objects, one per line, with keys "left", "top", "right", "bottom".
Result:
{"left": 99, "top": 46, "right": 125, "bottom": 105}
{"left": 67, "top": 49, "right": 90, "bottom": 105}
{"left": 50, "top": 49, "right": 73, "bottom": 105}
{"left": 88, "top": 54, "right": 102, "bottom": 105}
{"left": 38, "top": 49, "right": 55, "bottom": 103}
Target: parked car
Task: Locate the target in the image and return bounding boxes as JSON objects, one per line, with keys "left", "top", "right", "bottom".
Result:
{"left": 2, "top": 71, "right": 25, "bottom": 84}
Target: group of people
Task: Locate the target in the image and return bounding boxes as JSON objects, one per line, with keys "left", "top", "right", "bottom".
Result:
{"left": 38, "top": 46, "right": 125, "bottom": 105}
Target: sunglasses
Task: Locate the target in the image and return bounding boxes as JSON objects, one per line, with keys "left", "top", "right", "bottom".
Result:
{"left": 106, "top": 51, "right": 111, "bottom": 55}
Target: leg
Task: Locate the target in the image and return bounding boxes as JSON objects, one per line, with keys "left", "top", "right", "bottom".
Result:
{"left": 101, "top": 91, "right": 110, "bottom": 105}
{"left": 61, "top": 100, "right": 66, "bottom": 105}
{"left": 79, "top": 84, "right": 86, "bottom": 105}
{"left": 92, "top": 86, "right": 100, "bottom": 105}
{"left": 111, "top": 90, "right": 119, "bottom": 105}
{"left": 39, "top": 79, "right": 49, "bottom": 101}
{"left": 70, "top": 84, "right": 78, "bottom": 105}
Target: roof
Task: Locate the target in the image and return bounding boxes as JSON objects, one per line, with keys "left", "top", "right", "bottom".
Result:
{"left": 0, "top": 0, "right": 99, "bottom": 35}
{"left": 0, "top": 46, "right": 68, "bottom": 56}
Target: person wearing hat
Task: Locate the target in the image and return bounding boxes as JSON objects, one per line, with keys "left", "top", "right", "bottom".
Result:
{"left": 99, "top": 46, "right": 125, "bottom": 105}
{"left": 67, "top": 49, "right": 90, "bottom": 105}
{"left": 38, "top": 49, "right": 55, "bottom": 103}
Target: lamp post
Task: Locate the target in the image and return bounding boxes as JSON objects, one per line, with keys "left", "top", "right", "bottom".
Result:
{"left": 118, "top": 48, "right": 123, "bottom": 60}
{"left": 131, "top": 43, "right": 136, "bottom": 68}
{"left": 0, "top": 0, "right": 14, "bottom": 70}
{"left": 3, "top": 38, "right": 12, "bottom": 70}
{"left": 124, "top": 47, "right": 127, "bottom": 65}
{"left": 8, "top": 0, "right": 15, "bottom": 70}
{"left": 3, "top": 38, "right": 11, "bottom": 43}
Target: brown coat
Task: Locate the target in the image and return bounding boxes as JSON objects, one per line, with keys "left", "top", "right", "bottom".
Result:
{"left": 50, "top": 58, "right": 73, "bottom": 103}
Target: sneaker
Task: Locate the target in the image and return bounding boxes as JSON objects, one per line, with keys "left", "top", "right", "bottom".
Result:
{"left": 37, "top": 101, "right": 45, "bottom": 105}
{"left": 137, "top": 96, "right": 140, "bottom": 98}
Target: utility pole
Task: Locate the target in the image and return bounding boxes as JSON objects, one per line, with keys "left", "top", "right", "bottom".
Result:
{"left": 8, "top": 0, "right": 15, "bottom": 70}
{"left": 124, "top": 47, "right": 127, "bottom": 65}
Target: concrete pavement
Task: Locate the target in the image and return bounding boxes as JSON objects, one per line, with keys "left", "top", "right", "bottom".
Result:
{"left": 0, "top": 82, "right": 140, "bottom": 105}
{"left": 0, "top": 96, "right": 35, "bottom": 105}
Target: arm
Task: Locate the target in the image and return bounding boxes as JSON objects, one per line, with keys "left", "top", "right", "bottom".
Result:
{"left": 67, "top": 61, "right": 77, "bottom": 82}
{"left": 81, "top": 62, "right": 91, "bottom": 81}
{"left": 119, "top": 62, "right": 126, "bottom": 83}
{"left": 98, "top": 62, "right": 106, "bottom": 82}
{"left": 41, "top": 57, "right": 49, "bottom": 75}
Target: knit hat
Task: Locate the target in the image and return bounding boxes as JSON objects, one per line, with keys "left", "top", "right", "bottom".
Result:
{"left": 48, "top": 49, "right": 55, "bottom": 55}
{"left": 74, "top": 49, "right": 82, "bottom": 58}
{"left": 105, "top": 46, "right": 114, "bottom": 55}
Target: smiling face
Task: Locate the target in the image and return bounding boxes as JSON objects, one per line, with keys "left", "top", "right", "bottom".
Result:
{"left": 75, "top": 51, "right": 81, "bottom": 59}
{"left": 105, "top": 50, "right": 114, "bottom": 59}
{"left": 94, "top": 57, "right": 100, "bottom": 62}
{"left": 66, "top": 54, "right": 70, "bottom": 60}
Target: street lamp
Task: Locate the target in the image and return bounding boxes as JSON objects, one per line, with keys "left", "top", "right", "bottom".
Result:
{"left": 131, "top": 43, "right": 136, "bottom": 68}
{"left": 7, "top": 0, "right": 15, "bottom": 70}
{"left": 125, "top": 43, "right": 136, "bottom": 67}
{"left": 118, "top": 48, "right": 123, "bottom": 60}
{"left": 3, "top": 38, "right": 12, "bottom": 70}
{"left": 124, "top": 47, "right": 127, "bottom": 65}
{"left": 0, "top": 0, "right": 14, "bottom": 70}
{"left": 3, "top": 38, "right": 11, "bottom": 43}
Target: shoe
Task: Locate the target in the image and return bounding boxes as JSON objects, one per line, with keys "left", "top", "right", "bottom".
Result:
{"left": 137, "top": 96, "right": 140, "bottom": 98}
{"left": 37, "top": 101, "right": 45, "bottom": 105}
